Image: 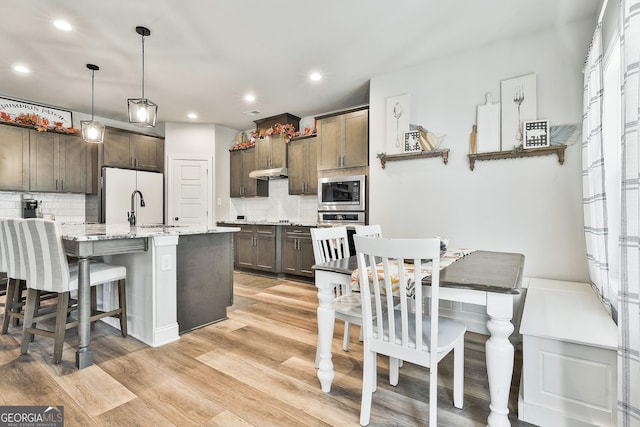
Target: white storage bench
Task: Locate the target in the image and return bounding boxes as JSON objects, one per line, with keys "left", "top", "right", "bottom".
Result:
{"left": 518, "top": 278, "right": 617, "bottom": 426}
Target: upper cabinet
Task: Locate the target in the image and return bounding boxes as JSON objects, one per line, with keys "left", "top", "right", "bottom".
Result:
{"left": 0, "top": 123, "right": 87, "bottom": 193}
{"left": 30, "top": 131, "right": 86, "bottom": 193}
{"left": 288, "top": 135, "right": 318, "bottom": 195}
{"left": 230, "top": 147, "right": 268, "bottom": 198}
{"left": 255, "top": 134, "right": 287, "bottom": 170}
{"left": 103, "top": 127, "right": 164, "bottom": 172}
{"left": 0, "top": 125, "right": 30, "bottom": 191}
{"left": 317, "top": 107, "right": 368, "bottom": 171}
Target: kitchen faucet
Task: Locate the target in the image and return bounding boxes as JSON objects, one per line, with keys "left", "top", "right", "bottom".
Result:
{"left": 128, "top": 190, "right": 146, "bottom": 226}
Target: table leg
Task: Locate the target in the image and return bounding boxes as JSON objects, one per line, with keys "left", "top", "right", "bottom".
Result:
{"left": 485, "top": 292, "right": 514, "bottom": 427}
{"left": 316, "top": 270, "right": 336, "bottom": 392}
{"left": 75, "top": 257, "right": 93, "bottom": 369}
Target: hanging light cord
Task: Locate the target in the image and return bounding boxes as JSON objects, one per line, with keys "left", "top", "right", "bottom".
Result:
{"left": 141, "top": 33, "right": 145, "bottom": 99}
{"left": 90, "top": 69, "right": 95, "bottom": 120}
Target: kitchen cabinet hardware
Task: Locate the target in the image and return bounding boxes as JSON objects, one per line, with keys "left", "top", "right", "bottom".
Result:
{"left": 377, "top": 149, "right": 450, "bottom": 169}
{"left": 467, "top": 144, "right": 566, "bottom": 170}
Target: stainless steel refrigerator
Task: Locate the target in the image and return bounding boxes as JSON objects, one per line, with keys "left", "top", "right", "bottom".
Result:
{"left": 101, "top": 167, "right": 164, "bottom": 225}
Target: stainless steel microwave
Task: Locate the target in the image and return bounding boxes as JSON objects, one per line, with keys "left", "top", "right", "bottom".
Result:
{"left": 317, "top": 175, "right": 366, "bottom": 211}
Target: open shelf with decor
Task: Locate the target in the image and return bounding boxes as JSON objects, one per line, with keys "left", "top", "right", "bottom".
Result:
{"left": 467, "top": 144, "right": 566, "bottom": 171}
{"left": 377, "top": 149, "right": 449, "bottom": 169}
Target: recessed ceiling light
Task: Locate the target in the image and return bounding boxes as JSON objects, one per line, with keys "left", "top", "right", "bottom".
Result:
{"left": 309, "top": 72, "right": 322, "bottom": 81}
{"left": 244, "top": 94, "right": 256, "bottom": 103}
{"left": 187, "top": 112, "right": 198, "bottom": 119}
{"left": 53, "top": 19, "right": 72, "bottom": 31}
{"left": 13, "top": 64, "right": 30, "bottom": 74}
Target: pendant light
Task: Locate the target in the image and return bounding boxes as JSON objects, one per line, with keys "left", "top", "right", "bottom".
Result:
{"left": 81, "top": 64, "right": 105, "bottom": 143}
{"left": 127, "top": 26, "right": 157, "bottom": 127}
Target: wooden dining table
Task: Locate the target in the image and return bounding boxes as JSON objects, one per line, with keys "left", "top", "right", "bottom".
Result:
{"left": 313, "top": 250, "right": 524, "bottom": 427}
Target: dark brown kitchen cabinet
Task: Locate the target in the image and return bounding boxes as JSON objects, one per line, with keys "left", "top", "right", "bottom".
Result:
{"left": 317, "top": 107, "right": 369, "bottom": 171}
{"left": 256, "top": 134, "right": 286, "bottom": 170}
{"left": 0, "top": 125, "right": 29, "bottom": 191}
{"left": 229, "top": 148, "right": 268, "bottom": 198}
{"left": 103, "top": 127, "right": 164, "bottom": 172}
{"left": 288, "top": 135, "right": 318, "bottom": 195}
{"left": 281, "top": 226, "right": 314, "bottom": 277}
{"left": 234, "top": 224, "right": 278, "bottom": 272}
{"left": 29, "top": 131, "right": 86, "bottom": 193}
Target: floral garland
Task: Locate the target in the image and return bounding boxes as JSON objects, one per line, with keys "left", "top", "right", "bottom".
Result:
{"left": 231, "top": 122, "right": 300, "bottom": 151}
{"left": 0, "top": 112, "right": 79, "bottom": 134}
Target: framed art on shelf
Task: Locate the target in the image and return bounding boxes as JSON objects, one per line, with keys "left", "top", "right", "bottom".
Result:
{"left": 523, "top": 120, "right": 549, "bottom": 149}
{"left": 404, "top": 130, "right": 422, "bottom": 152}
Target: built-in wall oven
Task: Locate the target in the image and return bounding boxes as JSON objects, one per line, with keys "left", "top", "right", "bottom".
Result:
{"left": 318, "top": 174, "right": 367, "bottom": 254}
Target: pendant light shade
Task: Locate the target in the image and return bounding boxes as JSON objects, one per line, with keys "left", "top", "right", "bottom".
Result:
{"left": 128, "top": 26, "right": 157, "bottom": 127}
{"left": 81, "top": 64, "right": 105, "bottom": 143}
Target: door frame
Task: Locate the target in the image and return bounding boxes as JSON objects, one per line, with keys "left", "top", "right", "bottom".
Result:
{"left": 167, "top": 155, "right": 213, "bottom": 229}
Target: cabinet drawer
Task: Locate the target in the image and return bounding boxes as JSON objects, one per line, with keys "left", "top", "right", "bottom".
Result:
{"left": 256, "top": 225, "right": 276, "bottom": 235}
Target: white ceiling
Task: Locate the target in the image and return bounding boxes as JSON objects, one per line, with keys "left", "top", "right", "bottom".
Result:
{"left": 0, "top": 0, "right": 599, "bottom": 132}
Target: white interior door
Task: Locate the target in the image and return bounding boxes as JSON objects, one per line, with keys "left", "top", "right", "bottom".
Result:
{"left": 169, "top": 158, "right": 209, "bottom": 227}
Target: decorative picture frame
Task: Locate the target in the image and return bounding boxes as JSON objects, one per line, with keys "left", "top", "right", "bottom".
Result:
{"left": 0, "top": 96, "right": 75, "bottom": 133}
{"left": 523, "top": 120, "right": 549, "bottom": 149}
{"left": 403, "top": 130, "right": 422, "bottom": 152}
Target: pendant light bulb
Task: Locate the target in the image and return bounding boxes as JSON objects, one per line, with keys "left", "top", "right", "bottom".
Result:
{"left": 128, "top": 26, "right": 157, "bottom": 127}
{"left": 81, "top": 64, "right": 105, "bottom": 144}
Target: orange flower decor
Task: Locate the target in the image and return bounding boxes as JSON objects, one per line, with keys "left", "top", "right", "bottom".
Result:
{"left": 230, "top": 122, "right": 301, "bottom": 151}
{"left": 0, "top": 112, "right": 79, "bottom": 134}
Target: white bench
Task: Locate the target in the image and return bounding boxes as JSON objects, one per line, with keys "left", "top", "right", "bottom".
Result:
{"left": 518, "top": 278, "right": 617, "bottom": 426}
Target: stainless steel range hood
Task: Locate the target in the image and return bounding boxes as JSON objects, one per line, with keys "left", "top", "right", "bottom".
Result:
{"left": 249, "top": 167, "right": 288, "bottom": 180}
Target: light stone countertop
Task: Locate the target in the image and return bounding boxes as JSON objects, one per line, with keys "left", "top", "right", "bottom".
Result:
{"left": 60, "top": 223, "right": 240, "bottom": 241}
{"left": 218, "top": 220, "right": 320, "bottom": 227}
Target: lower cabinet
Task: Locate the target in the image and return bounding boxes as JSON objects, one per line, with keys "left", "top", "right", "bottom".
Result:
{"left": 234, "top": 224, "right": 278, "bottom": 272}
{"left": 281, "top": 226, "right": 314, "bottom": 278}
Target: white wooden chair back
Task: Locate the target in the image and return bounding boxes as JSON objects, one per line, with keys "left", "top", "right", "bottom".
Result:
{"left": 354, "top": 235, "right": 466, "bottom": 425}
{"left": 310, "top": 226, "right": 350, "bottom": 263}
{"left": 354, "top": 224, "right": 382, "bottom": 238}
{"left": 3, "top": 219, "right": 26, "bottom": 281}
{"left": 19, "top": 219, "right": 72, "bottom": 293}
{"left": 0, "top": 219, "right": 8, "bottom": 274}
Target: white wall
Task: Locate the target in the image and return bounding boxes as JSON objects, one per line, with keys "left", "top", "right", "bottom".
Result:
{"left": 214, "top": 125, "right": 236, "bottom": 222}
{"left": 369, "top": 19, "right": 594, "bottom": 282}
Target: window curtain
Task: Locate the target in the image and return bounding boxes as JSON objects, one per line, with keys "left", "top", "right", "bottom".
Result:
{"left": 582, "top": 23, "right": 612, "bottom": 306}
{"left": 618, "top": 0, "right": 640, "bottom": 424}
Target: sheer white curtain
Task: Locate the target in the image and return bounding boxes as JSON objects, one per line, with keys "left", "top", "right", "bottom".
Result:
{"left": 618, "top": 0, "right": 640, "bottom": 424}
{"left": 583, "top": 23, "right": 612, "bottom": 306}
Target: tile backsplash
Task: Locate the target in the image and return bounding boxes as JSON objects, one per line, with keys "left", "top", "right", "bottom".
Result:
{"left": 0, "top": 191, "right": 87, "bottom": 223}
{"left": 230, "top": 180, "right": 317, "bottom": 223}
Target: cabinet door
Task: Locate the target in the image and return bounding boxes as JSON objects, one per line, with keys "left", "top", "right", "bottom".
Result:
{"left": 269, "top": 135, "right": 286, "bottom": 169}
{"left": 103, "top": 128, "right": 133, "bottom": 168}
{"left": 281, "top": 236, "right": 299, "bottom": 273}
{"left": 241, "top": 148, "right": 260, "bottom": 197}
{"left": 255, "top": 225, "right": 276, "bottom": 271}
{"left": 229, "top": 150, "right": 243, "bottom": 197}
{"left": 59, "top": 134, "right": 86, "bottom": 193}
{"left": 317, "top": 116, "right": 342, "bottom": 170}
{"left": 0, "top": 126, "right": 29, "bottom": 191}
{"left": 235, "top": 227, "right": 255, "bottom": 268}
{"left": 255, "top": 138, "right": 271, "bottom": 169}
{"left": 29, "top": 131, "right": 59, "bottom": 192}
{"left": 287, "top": 139, "right": 306, "bottom": 195}
{"left": 134, "top": 134, "right": 164, "bottom": 172}
{"left": 299, "top": 236, "right": 315, "bottom": 277}
{"left": 306, "top": 136, "right": 318, "bottom": 194}
{"left": 342, "top": 109, "right": 369, "bottom": 168}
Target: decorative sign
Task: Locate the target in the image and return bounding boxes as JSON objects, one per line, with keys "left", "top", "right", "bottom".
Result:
{"left": 523, "top": 120, "right": 549, "bottom": 148}
{"left": 0, "top": 96, "right": 76, "bottom": 133}
{"left": 404, "top": 130, "right": 422, "bottom": 152}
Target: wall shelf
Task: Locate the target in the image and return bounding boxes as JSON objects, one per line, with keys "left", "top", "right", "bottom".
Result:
{"left": 377, "top": 149, "right": 449, "bottom": 169}
{"left": 467, "top": 145, "right": 566, "bottom": 171}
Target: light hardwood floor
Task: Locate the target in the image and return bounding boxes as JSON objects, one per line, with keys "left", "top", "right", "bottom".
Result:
{"left": 0, "top": 272, "right": 533, "bottom": 426}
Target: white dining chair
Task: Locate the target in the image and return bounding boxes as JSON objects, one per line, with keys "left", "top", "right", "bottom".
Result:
{"left": 18, "top": 219, "right": 129, "bottom": 364}
{"left": 354, "top": 235, "right": 466, "bottom": 426}
{"left": 310, "top": 226, "right": 357, "bottom": 354}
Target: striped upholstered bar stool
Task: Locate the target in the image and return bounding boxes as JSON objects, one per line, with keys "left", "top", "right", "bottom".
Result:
{"left": 18, "top": 219, "right": 128, "bottom": 364}
{"left": 1, "top": 218, "right": 27, "bottom": 334}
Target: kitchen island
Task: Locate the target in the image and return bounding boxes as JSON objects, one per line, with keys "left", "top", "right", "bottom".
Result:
{"left": 60, "top": 223, "right": 240, "bottom": 369}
